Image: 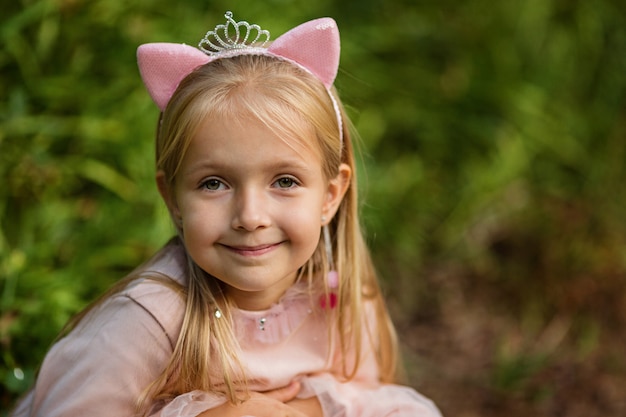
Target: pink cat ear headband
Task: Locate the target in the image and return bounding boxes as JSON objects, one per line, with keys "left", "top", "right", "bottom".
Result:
{"left": 137, "top": 11, "right": 343, "bottom": 142}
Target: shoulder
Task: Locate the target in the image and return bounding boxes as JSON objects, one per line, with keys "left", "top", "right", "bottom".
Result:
{"left": 21, "top": 242, "right": 190, "bottom": 416}
{"left": 70, "top": 241, "right": 188, "bottom": 349}
{"left": 119, "top": 242, "right": 188, "bottom": 347}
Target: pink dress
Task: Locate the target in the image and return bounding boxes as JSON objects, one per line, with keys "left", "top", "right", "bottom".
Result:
{"left": 11, "top": 243, "right": 441, "bottom": 417}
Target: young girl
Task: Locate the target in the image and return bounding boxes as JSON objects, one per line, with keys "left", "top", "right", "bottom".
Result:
{"left": 12, "top": 12, "right": 442, "bottom": 417}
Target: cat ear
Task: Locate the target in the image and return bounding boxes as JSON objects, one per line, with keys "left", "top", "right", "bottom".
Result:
{"left": 137, "top": 43, "right": 210, "bottom": 111}
{"left": 268, "top": 18, "right": 340, "bottom": 89}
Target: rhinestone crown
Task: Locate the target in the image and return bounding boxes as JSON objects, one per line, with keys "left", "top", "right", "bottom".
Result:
{"left": 198, "top": 11, "right": 270, "bottom": 55}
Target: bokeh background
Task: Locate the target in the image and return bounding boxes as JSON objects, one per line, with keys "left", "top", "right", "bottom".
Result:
{"left": 2, "top": 0, "right": 626, "bottom": 415}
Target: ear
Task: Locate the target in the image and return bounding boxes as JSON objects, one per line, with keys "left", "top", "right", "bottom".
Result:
{"left": 156, "top": 170, "right": 181, "bottom": 221}
{"left": 322, "top": 163, "right": 351, "bottom": 224}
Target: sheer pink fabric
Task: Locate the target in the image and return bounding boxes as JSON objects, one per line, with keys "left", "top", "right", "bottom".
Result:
{"left": 12, "top": 243, "right": 441, "bottom": 417}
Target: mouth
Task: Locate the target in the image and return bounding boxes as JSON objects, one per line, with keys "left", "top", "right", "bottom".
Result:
{"left": 221, "top": 242, "right": 282, "bottom": 257}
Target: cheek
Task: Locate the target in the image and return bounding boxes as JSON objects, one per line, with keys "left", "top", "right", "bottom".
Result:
{"left": 180, "top": 217, "right": 217, "bottom": 254}
{"left": 281, "top": 203, "right": 323, "bottom": 247}
{"left": 177, "top": 198, "right": 225, "bottom": 241}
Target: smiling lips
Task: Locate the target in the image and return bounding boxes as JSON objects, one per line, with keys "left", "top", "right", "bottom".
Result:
{"left": 222, "top": 242, "right": 282, "bottom": 257}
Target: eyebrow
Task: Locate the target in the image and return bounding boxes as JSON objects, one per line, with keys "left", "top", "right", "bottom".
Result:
{"left": 183, "top": 157, "right": 317, "bottom": 176}
{"left": 266, "top": 158, "right": 317, "bottom": 173}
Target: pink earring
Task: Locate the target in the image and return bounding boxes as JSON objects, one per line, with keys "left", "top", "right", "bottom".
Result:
{"left": 320, "top": 218, "right": 338, "bottom": 309}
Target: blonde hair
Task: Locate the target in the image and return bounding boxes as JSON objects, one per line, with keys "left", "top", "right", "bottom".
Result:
{"left": 143, "top": 54, "right": 400, "bottom": 413}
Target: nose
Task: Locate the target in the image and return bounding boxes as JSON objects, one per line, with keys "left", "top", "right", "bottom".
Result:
{"left": 231, "top": 188, "right": 271, "bottom": 231}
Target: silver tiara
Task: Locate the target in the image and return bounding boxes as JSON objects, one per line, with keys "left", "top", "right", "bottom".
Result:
{"left": 198, "top": 11, "right": 271, "bottom": 55}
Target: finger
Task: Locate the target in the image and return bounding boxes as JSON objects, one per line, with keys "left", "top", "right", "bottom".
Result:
{"left": 262, "top": 380, "right": 301, "bottom": 403}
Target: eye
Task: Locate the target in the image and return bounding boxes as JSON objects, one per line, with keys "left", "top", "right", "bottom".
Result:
{"left": 274, "top": 177, "right": 298, "bottom": 189}
{"left": 201, "top": 178, "right": 226, "bottom": 191}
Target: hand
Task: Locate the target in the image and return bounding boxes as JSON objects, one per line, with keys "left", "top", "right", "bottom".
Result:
{"left": 196, "top": 381, "right": 311, "bottom": 417}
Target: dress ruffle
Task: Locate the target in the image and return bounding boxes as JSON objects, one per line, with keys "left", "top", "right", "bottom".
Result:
{"left": 160, "top": 390, "right": 226, "bottom": 417}
{"left": 299, "top": 374, "right": 442, "bottom": 417}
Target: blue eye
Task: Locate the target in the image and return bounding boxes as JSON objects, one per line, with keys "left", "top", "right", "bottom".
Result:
{"left": 202, "top": 179, "right": 224, "bottom": 191}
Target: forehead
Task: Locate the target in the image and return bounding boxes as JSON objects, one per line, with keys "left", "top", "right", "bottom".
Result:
{"left": 184, "top": 110, "right": 323, "bottom": 169}
{"left": 199, "top": 97, "right": 323, "bottom": 159}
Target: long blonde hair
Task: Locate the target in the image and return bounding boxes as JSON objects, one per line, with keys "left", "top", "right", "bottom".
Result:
{"left": 134, "top": 53, "right": 400, "bottom": 413}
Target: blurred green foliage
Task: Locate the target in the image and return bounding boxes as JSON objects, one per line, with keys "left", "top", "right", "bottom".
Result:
{"left": 2, "top": 0, "right": 626, "bottom": 414}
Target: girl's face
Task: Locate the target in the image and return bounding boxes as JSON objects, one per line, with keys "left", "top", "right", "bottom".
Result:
{"left": 159, "top": 113, "right": 350, "bottom": 311}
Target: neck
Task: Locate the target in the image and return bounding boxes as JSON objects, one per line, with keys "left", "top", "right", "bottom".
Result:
{"left": 224, "top": 279, "right": 297, "bottom": 311}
